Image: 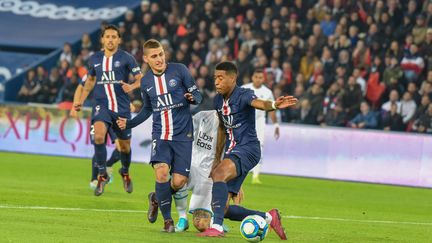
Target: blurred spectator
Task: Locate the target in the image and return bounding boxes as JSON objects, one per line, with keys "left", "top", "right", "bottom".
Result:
{"left": 17, "top": 69, "right": 40, "bottom": 103}
{"left": 292, "top": 98, "right": 319, "bottom": 125}
{"left": 412, "top": 103, "right": 432, "bottom": 133}
{"left": 382, "top": 103, "right": 405, "bottom": 131}
{"left": 342, "top": 76, "right": 362, "bottom": 120}
{"left": 81, "top": 33, "right": 93, "bottom": 50}
{"left": 381, "top": 90, "right": 401, "bottom": 112}
{"left": 349, "top": 101, "right": 378, "bottom": 129}
{"left": 38, "top": 67, "right": 61, "bottom": 104}
{"left": 59, "top": 42, "right": 73, "bottom": 64}
{"left": 321, "top": 102, "right": 346, "bottom": 127}
{"left": 399, "top": 91, "right": 417, "bottom": 124}
{"left": 383, "top": 57, "right": 403, "bottom": 86}
{"left": 400, "top": 44, "right": 424, "bottom": 84}
{"left": 60, "top": 72, "right": 79, "bottom": 102}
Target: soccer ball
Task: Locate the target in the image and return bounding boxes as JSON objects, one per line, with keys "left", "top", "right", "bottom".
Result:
{"left": 240, "top": 215, "right": 269, "bottom": 242}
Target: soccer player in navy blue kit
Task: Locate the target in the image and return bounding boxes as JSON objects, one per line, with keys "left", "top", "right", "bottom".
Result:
{"left": 117, "top": 39, "right": 202, "bottom": 232}
{"left": 74, "top": 25, "right": 142, "bottom": 196}
{"left": 197, "top": 62, "right": 297, "bottom": 239}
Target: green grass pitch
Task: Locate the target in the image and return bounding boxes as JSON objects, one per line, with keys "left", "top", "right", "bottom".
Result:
{"left": 0, "top": 152, "right": 431, "bottom": 242}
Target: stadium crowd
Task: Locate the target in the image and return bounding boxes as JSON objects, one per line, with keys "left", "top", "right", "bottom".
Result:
{"left": 17, "top": 0, "right": 432, "bottom": 133}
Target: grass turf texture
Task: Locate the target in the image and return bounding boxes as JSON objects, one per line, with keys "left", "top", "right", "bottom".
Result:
{"left": 0, "top": 152, "right": 431, "bottom": 242}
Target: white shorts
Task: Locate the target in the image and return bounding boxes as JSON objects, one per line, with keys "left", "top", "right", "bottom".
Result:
{"left": 186, "top": 166, "right": 213, "bottom": 215}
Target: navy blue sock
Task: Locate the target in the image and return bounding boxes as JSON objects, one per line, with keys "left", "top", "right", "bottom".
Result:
{"left": 106, "top": 149, "right": 120, "bottom": 167}
{"left": 94, "top": 144, "right": 107, "bottom": 175}
{"left": 212, "top": 182, "right": 229, "bottom": 226}
{"left": 119, "top": 150, "right": 131, "bottom": 174}
{"left": 156, "top": 181, "right": 172, "bottom": 220}
{"left": 225, "top": 205, "right": 266, "bottom": 221}
{"left": 91, "top": 155, "right": 98, "bottom": 181}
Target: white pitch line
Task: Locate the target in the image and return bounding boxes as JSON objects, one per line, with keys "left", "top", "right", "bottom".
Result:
{"left": 1, "top": 204, "right": 431, "bottom": 226}
{"left": 285, "top": 215, "right": 432, "bottom": 226}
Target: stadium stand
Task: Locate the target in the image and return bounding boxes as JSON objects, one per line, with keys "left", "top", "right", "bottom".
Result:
{"left": 2, "top": 0, "right": 432, "bottom": 133}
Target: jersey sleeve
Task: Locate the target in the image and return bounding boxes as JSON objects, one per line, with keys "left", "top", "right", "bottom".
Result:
{"left": 126, "top": 53, "right": 141, "bottom": 77}
{"left": 87, "top": 56, "right": 96, "bottom": 77}
{"left": 180, "top": 64, "right": 202, "bottom": 104}
{"left": 180, "top": 64, "right": 198, "bottom": 93}
{"left": 242, "top": 89, "right": 258, "bottom": 106}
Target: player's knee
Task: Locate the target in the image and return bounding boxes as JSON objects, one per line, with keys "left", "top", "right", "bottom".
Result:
{"left": 192, "top": 210, "right": 211, "bottom": 232}
{"left": 154, "top": 164, "right": 170, "bottom": 182}
{"left": 94, "top": 134, "right": 105, "bottom": 145}
{"left": 210, "top": 166, "right": 227, "bottom": 182}
{"left": 171, "top": 176, "right": 187, "bottom": 190}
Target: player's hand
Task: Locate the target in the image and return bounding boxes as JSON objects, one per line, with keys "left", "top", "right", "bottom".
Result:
{"left": 74, "top": 102, "right": 82, "bottom": 111}
{"left": 69, "top": 108, "right": 78, "bottom": 118}
{"left": 121, "top": 81, "right": 135, "bottom": 93}
{"left": 274, "top": 126, "right": 280, "bottom": 140}
{"left": 184, "top": 93, "right": 194, "bottom": 102}
{"left": 275, "top": 96, "right": 298, "bottom": 109}
{"left": 232, "top": 187, "right": 244, "bottom": 205}
{"left": 116, "top": 117, "right": 127, "bottom": 130}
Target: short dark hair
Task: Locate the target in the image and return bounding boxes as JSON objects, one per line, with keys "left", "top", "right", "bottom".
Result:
{"left": 215, "top": 61, "right": 238, "bottom": 76}
{"left": 143, "top": 39, "right": 162, "bottom": 50}
{"left": 101, "top": 24, "right": 121, "bottom": 38}
{"left": 253, "top": 68, "right": 264, "bottom": 74}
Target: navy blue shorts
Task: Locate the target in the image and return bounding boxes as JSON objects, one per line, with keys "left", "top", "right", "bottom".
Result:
{"left": 224, "top": 141, "right": 261, "bottom": 194}
{"left": 150, "top": 139, "right": 192, "bottom": 177}
{"left": 92, "top": 105, "right": 131, "bottom": 140}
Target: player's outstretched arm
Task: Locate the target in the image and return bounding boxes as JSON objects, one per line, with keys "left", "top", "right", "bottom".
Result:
{"left": 251, "top": 96, "right": 298, "bottom": 111}
{"left": 121, "top": 79, "right": 141, "bottom": 93}
{"left": 75, "top": 76, "right": 96, "bottom": 111}
{"left": 70, "top": 84, "right": 83, "bottom": 117}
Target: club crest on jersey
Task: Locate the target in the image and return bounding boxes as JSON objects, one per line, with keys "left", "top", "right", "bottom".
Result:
{"left": 114, "top": 61, "right": 121, "bottom": 68}
{"left": 168, "top": 79, "right": 177, "bottom": 87}
{"left": 95, "top": 105, "right": 100, "bottom": 115}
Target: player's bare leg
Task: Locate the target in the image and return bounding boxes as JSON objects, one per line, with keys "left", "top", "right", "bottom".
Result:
{"left": 117, "top": 138, "right": 133, "bottom": 193}
{"left": 93, "top": 121, "right": 109, "bottom": 196}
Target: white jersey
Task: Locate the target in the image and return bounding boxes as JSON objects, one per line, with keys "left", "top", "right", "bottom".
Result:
{"left": 191, "top": 110, "right": 220, "bottom": 178}
{"left": 242, "top": 83, "right": 274, "bottom": 143}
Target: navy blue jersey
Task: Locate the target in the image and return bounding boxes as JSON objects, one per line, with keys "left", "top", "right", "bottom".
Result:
{"left": 87, "top": 50, "right": 141, "bottom": 116}
{"left": 214, "top": 86, "right": 259, "bottom": 153}
{"left": 140, "top": 63, "right": 199, "bottom": 141}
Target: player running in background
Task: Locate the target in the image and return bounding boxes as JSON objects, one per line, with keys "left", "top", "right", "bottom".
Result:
{"left": 74, "top": 24, "right": 142, "bottom": 196}
{"left": 116, "top": 39, "right": 202, "bottom": 232}
{"left": 242, "top": 68, "right": 280, "bottom": 184}
{"left": 198, "top": 62, "right": 297, "bottom": 239}
{"left": 70, "top": 74, "right": 120, "bottom": 188}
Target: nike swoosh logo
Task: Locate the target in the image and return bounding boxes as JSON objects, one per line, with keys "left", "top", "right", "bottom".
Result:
{"left": 94, "top": 63, "right": 101, "bottom": 67}
{"left": 146, "top": 87, "right": 153, "bottom": 92}
{"left": 185, "top": 169, "right": 190, "bottom": 172}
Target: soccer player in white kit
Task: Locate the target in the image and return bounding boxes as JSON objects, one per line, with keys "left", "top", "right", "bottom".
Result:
{"left": 173, "top": 110, "right": 230, "bottom": 232}
{"left": 242, "top": 69, "right": 279, "bottom": 184}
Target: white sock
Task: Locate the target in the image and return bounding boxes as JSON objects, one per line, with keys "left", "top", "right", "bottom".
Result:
{"left": 265, "top": 212, "right": 273, "bottom": 225}
{"left": 211, "top": 224, "right": 224, "bottom": 232}
{"left": 173, "top": 188, "right": 188, "bottom": 220}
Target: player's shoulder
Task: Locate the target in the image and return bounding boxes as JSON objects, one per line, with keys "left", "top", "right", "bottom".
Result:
{"left": 238, "top": 86, "right": 255, "bottom": 96}
{"left": 242, "top": 83, "right": 253, "bottom": 89}
{"left": 168, "top": 62, "right": 188, "bottom": 74}
{"left": 117, "top": 49, "right": 135, "bottom": 60}
{"left": 89, "top": 51, "right": 103, "bottom": 61}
